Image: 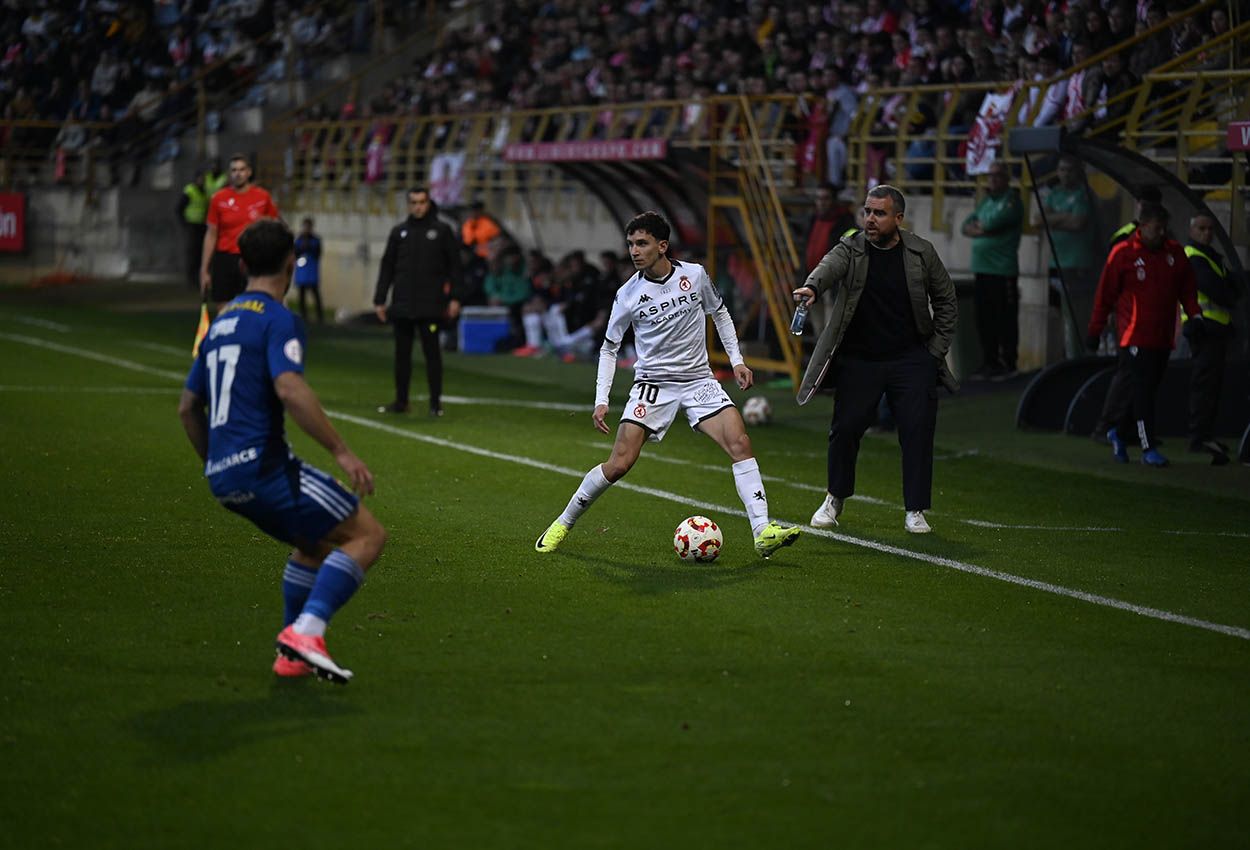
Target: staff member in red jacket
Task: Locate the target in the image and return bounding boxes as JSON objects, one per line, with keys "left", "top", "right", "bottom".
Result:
{"left": 1086, "top": 203, "right": 1203, "bottom": 467}
{"left": 199, "top": 153, "right": 281, "bottom": 311}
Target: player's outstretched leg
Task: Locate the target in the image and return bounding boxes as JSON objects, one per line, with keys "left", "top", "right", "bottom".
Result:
{"left": 276, "top": 503, "right": 386, "bottom": 684}
{"left": 536, "top": 423, "right": 645, "bottom": 553}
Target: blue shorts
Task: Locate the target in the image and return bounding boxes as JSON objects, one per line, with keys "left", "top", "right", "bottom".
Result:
{"left": 211, "top": 458, "right": 358, "bottom": 551}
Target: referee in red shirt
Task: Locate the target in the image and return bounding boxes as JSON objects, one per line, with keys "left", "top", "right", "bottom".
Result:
{"left": 1086, "top": 203, "right": 1203, "bottom": 467}
{"left": 199, "top": 153, "right": 281, "bottom": 310}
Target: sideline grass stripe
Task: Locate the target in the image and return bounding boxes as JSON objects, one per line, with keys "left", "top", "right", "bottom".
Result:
{"left": 6, "top": 330, "right": 1248, "bottom": 641}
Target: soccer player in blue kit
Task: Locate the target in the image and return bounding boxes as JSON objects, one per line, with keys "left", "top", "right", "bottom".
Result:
{"left": 179, "top": 219, "right": 386, "bottom": 684}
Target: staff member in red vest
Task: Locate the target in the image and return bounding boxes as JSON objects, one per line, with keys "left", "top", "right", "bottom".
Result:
{"left": 1086, "top": 203, "right": 1203, "bottom": 467}
{"left": 199, "top": 153, "right": 280, "bottom": 311}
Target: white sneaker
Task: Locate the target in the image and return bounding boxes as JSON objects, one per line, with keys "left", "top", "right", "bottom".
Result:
{"left": 811, "top": 494, "right": 844, "bottom": 528}
{"left": 905, "top": 511, "right": 931, "bottom": 534}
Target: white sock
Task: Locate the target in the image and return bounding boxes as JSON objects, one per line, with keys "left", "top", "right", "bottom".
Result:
{"left": 292, "top": 613, "right": 327, "bottom": 637}
{"left": 732, "top": 457, "right": 769, "bottom": 536}
{"left": 522, "top": 312, "right": 543, "bottom": 348}
{"left": 558, "top": 465, "right": 612, "bottom": 528}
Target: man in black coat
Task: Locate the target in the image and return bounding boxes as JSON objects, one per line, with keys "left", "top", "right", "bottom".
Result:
{"left": 374, "top": 188, "right": 464, "bottom": 416}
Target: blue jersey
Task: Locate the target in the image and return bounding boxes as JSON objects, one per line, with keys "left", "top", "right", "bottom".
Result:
{"left": 185, "top": 292, "right": 306, "bottom": 489}
{"left": 294, "top": 235, "right": 321, "bottom": 287}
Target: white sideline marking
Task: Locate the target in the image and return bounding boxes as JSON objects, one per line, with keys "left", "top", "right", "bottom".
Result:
{"left": 9, "top": 316, "right": 71, "bottom": 333}
{"left": 962, "top": 519, "right": 1123, "bottom": 532}
{"left": 130, "top": 341, "right": 190, "bottom": 357}
{"left": 1163, "top": 529, "right": 1250, "bottom": 540}
{"left": 4, "top": 330, "right": 1248, "bottom": 641}
{"left": 0, "top": 333, "right": 186, "bottom": 381}
{"left": 436, "top": 394, "right": 589, "bottom": 412}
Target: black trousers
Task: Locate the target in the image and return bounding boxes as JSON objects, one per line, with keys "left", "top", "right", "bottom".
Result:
{"left": 1188, "top": 331, "right": 1228, "bottom": 443}
{"left": 828, "top": 347, "right": 939, "bottom": 511}
{"left": 1117, "top": 346, "right": 1170, "bottom": 451}
{"left": 973, "top": 273, "right": 1019, "bottom": 370}
{"left": 393, "top": 316, "right": 443, "bottom": 408}
{"left": 1094, "top": 348, "right": 1133, "bottom": 436}
{"left": 297, "top": 285, "right": 323, "bottom": 324}
{"left": 184, "top": 222, "right": 206, "bottom": 289}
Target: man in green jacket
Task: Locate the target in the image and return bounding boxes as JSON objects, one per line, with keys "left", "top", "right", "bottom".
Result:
{"left": 793, "top": 185, "right": 959, "bottom": 534}
{"left": 961, "top": 160, "right": 1023, "bottom": 379}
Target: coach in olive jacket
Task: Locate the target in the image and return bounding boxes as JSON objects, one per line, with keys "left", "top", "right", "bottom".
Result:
{"left": 794, "top": 185, "right": 957, "bottom": 534}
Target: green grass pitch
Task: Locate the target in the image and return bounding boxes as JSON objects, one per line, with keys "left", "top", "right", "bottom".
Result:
{"left": 1, "top": 284, "right": 1247, "bottom": 849}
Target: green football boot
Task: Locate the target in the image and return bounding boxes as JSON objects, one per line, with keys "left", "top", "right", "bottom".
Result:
{"left": 535, "top": 520, "right": 569, "bottom": 553}
{"left": 754, "top": 521, "right": 801, "bottom": 558}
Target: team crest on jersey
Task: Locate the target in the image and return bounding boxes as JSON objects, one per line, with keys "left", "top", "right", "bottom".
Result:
{"left": 679, "top": 276, "right": 692, "bottom": 291}
{"left": 1134, "top": 258, "right": 1145, "bottom": 267}
{"left": 1137, "top": 268, "right": 1146, "bottom": 280}
{"left": 400, "top": 229, "right": 407, "bottom": 238}
{"left": 284, "top": 338, "right": 303, "bottom": 364}
{"left": 427, "top": 229, "right": 439, "bottom": 240}
{"left": 633, "top": 403, "right": 647, "bottom": 418}
{"left": 1167, "top": 254, "right": 1175, "bottom": 266}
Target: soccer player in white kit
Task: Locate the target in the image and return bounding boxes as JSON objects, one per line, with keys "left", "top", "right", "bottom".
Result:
{"left": 535, "top": 211, "right": 801, "bottom": 558}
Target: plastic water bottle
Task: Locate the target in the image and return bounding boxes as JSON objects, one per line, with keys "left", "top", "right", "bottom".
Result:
{"left": 789, "top": 302, "right": 808, "bottom": 336}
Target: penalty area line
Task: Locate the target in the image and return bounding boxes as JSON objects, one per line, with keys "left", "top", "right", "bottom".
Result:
{"left": 328, "top": 410, "right": 1250, "bottom": 642}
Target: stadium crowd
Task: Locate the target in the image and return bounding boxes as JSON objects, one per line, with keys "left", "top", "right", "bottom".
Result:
{"left": 0, "top": 0, "right": 372, "bottom": 177}
{"left": 340, "top": 0, "right": 1221, "bottom": 188}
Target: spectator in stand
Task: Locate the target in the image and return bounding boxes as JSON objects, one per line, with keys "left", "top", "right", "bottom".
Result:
{"left": 293, "top": 217, "right": 324, "bottom": 324}
{"left": 961, "top": 160, "right": 1024, "bottom": 379}
{"left": 1063, "top": 39, "right": 1106, "bottom": 133}
{"left": 803, "top": 183, "right": 857, "bottom": 277}
{"left": 1086, "top": 203, "right": 1202, "bottom": 467}
{"left": 461, "top": 199, "right": 501, "bottom": 261}
{"left": 1129, "top": 3, "right": 1171, "bottom": 79}
{"left": 1092, "top": 50, "right": 1138, "bottom": 133}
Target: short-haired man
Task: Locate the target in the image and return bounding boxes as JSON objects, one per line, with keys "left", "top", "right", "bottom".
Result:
{"left": 1182, "top": 213, "right": 1237, "bottom": 464}
{"left": 374, "top": 187, "right": 463, "bottom": 416}
{"left": 1086, "top": 203, "right": 1203, "bottom": 466}
{"left": 199, "top": 153, "right": 280, "bottom": 312}
{"left": 534, "top": 211, "right": 801, "bottom": 558}
{"left": 179, "top": 219, "right": 386, "bottom": 683}
{"left": 794, "top": 185, "right": 959, "bottom": 534}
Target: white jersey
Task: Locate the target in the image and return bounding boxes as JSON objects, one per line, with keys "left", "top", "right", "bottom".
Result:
{"left": 605, "top": 260, "right": 720, "bottom": 382}
{"left": 595, "top": 259, "right": 743, "bottom": 407}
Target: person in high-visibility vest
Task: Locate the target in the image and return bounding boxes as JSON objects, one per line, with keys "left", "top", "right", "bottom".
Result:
{"left": 1182, "top": 213, "right": 1238, "bottom": 465}
{"left": 177, "top": 167, "right": 210, "bottom": 289}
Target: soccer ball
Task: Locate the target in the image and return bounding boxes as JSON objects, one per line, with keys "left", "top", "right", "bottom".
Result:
{"left": 742, "top": 395, "right": 772, "bottom": 426}
{"left": 674, "top": 515, "right": 723, "bottom": 563}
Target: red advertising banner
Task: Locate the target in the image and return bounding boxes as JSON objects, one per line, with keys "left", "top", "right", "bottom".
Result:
{"left": 503, "top": 139, "right": 668, "bottom": 163}
{"left": 1228, "top": 120, "right": 1250, "bottom": 152}
{"left": 0, "top": 192, "right": 26, "bottom": 253}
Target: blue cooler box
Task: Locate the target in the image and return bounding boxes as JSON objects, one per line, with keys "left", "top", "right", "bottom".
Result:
{"left": 458, "top": 306, "right": 511, "bottom": 354}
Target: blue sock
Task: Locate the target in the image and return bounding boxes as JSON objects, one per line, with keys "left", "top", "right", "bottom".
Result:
{"left": 301, "top": 549, "right": 365, "bottom": 624}
{"left": 282, "top": 560, "right": 318, "bottom": 626}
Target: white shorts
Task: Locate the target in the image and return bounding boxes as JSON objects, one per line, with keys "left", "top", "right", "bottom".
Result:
{"left": 619, "top": 377, "right": 735, "bottom": 442}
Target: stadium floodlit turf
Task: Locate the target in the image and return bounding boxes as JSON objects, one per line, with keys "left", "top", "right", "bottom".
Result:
{"left": 1, "top": 285, "right": 1247, "bottom": 849}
